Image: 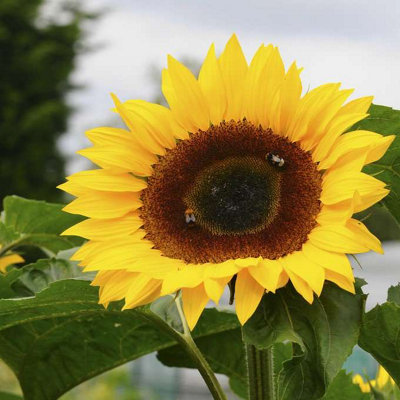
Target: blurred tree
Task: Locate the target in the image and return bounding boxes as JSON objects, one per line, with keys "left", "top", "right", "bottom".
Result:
{"left": 0, "top": 0, "right": 92, "bottom": 203}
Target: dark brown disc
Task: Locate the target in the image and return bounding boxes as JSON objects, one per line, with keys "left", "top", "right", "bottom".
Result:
{"left": 140, "top": 120, "right": 322, "bottom": 264}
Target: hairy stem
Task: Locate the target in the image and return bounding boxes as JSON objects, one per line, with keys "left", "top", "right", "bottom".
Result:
{"left": 175, "top": 297, "right": 228, "bottom": 400}
{"left": 246, "top": 343, "right": 275, "bottom": 400}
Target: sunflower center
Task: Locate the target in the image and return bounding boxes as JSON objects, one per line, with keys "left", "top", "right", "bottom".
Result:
{"left": 141, "top": 120, "right": 322, "bottom": 264}
{"left": 185, "top": 156, "right": 280, "bottom": 235}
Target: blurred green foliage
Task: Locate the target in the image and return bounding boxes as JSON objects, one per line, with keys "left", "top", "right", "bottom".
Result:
{"left": 61, "top": 364, "right": 141, "bottom": 400}
{"left": 0, "top": 0, "right": 91, "bottom": 203}
{"left": 0, "top": 360, "right": 143, "bottom": 400}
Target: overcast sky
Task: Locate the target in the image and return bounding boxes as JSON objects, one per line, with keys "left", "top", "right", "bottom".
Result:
{"left": 59, "top": 0, "right": 400, "bottom": 173}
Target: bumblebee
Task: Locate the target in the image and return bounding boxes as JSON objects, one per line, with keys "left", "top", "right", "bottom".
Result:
{"left": 185, "top": 208, "right": 196, "bottom": 226}
{"left": 266, "top": 153, "right": 285, "bottom": 168}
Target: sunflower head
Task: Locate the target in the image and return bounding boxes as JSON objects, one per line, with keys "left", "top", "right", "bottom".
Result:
{"left": 60, "top": 34, "right": 394, "bottom": 329}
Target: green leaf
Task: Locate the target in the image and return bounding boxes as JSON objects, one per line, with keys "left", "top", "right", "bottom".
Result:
{"left": 0, "top": 279, "right": 239, "bottom": 400}
{"left": 150, "top": 296, "right": 184, "bottom": 333}
{"left": 352, "top": 104, "right": 400, "bottom": 224}
{"left": 322, "top": 370, "right": 372, "bottom": 400}
{"left": 359, "top": 301, "right": 400, "bottom": 387}
{"left": 0, "top": 252, "right": 90, "bottom": 299}
{"left": 387, "top": 284, "right": 400, "bottom": 305}
{"left": 0, "top": 393, "right": 23, "bottom": 400}
{"left": 242, "top": 283, "right": 365, "bottom": 400}
{"left": 13, "top": 256, "right": 91, "bottom": 296}
{"left": 0, "top": 224, "right": 19, "bottom": 243}
{"left": 0, "top": 274, "right": 19, "bottom": 299}
{"left": 1, "top": 196, "right": 84, "bottom": 254}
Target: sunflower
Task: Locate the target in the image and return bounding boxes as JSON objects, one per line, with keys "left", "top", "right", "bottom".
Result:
{"left": 353, "top": 366, "right": 396, "bottom": 393}
{"left": 0, "top": 247, "right": 24, "bottom": 273}
{"left": 59, "top": 35, "right": 394, "bottom": 329}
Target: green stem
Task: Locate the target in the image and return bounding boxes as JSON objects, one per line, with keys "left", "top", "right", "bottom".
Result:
{"left": 245, "top": 343, "right": 275, "bottom": 400}
{"left": 139, "top": 299, "right": 227, "bottom": 400}
{"left": 175, "top": 297, "right": 228, "bottom": 400}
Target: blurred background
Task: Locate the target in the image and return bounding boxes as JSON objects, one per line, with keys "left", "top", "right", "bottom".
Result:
{"left": 0, "top": 0, "right": 399, "bottom": 398}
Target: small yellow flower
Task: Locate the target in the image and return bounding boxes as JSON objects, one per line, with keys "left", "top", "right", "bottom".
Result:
{"left": 60, "top": 35, "right": 394, "bottom": 329}
{"left": 353, "top": 366, "right": 396, "bottom": 393}
{"left": 0, "top": 246, "right": 24, "bottom": 273}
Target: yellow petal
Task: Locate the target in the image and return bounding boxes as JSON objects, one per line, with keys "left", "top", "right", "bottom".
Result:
{"left": 287, "top": 83, "right": 341, "bottom": 142}
{"left": 161, "top": 266, "right": 205, "bottom": 295}
{"left": 325, "top": 270, "right": 355, "bottom": 294}
{"left": 198, "top": 43, "right": 227, "bottom": 125}
{"left": 125, "top": 100, "right": 187, "bottom": 139}
{"left": 272, "top": 62, "right": 303, "bottom": 135}
{"left": 316, "top": 191, "right": 362, "bottom": 225}
{"left": 80, "top": 245, "right": 167, "bottom": 273}
{"left": 242, "top": 44, "right": 273, "bottom": 125}
{"left": 204, "top": 276, "right": 231, "bottom": 304}
{"left": 65, "top": 169, "right": 147, "bottom": 192}
{"left": 182, "top": 284, "right": 209, "bottom": 330}
{"left": 234, "top": 257, "right": 260, "bottom": 268}
{"left": 115, "top": 255, "right": 180, "bottom": 278}
{"left": 77, "top": 146, "right": 154, "bottom": 177}
{"left": 162, "top": 56, "right": 209, "bottom": 132}
{"left": 280, "top": 251, "right": 325, "bottom": 296}
{"left": 302, "top": 242, "right": 354, "bottom": 280}
{"left": 0, "top": 254, "right": 24, "bottom": 273}
{"left": 311, "top": 112, "right": 369, "bottom": 161}
{"left": 63, "top": 190, "right": 142, "bottom": 218}
{"left": 73, "top": 234, "right": 151, "bottom": 266}
{"left": 248, "top": 258, "right": 283, "bottom": 293}
{"left": 285, "top": 270, "right": 314, "bottom": 303}
{"left": 123, "top": 99, "right": 188, "bottom": 147}
{"left": 255, "top": 47, "right": 285, "bottom": 128}
{"left": 62, "top": 213, "right": 143, "bottom": 240}
{"left": 86, "top": 126, "right": 140, "bottom": 147}
{"left": 308, "top": 220, "right": 383, "bottom": 254}
{"left": 205, "top": 260, "right": 240, "bottom": 278}
{"left": 276, "top": 270, "right": 289, "bottom": 289}
{"left": 95, "top": 270, "right": 135, "bottom": 305}
{"left": 301, "top": 88, "right": 355, "bottom": 151}
{"left": 111, "top": 94, "right": 172, "bottom": 156}
{"left": 335, "top": 96, "right": 373, "bottom": 116}
{"left": 346, "top": 219, "right": 383, "bottom": 254}
{"left": 321, "top": 171, "right": 388, "bottom": 210}
{"left": 235, "top": 268, "right": 265, "bottom": 325}
{"left": 323, "top": 146, "right": 371, "bottom": 177}
{"left": 123, "top": 274, "right": 162, "bottom": 309}
{"left": 319, "top": 131, "right": 395, "bottom": 170}
{"left": 219, "top": 34, "right": 248, "bottom": 121}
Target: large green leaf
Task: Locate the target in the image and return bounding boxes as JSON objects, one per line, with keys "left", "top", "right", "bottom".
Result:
{"left": 14, "top": 256, "right": 91, "bottom": 297}
{"left": 242, "top": 282, "right": 365, "bottom": 400}
{"left": 0, "top": 250, "right": 89, "bottom": 299}
{"left": 352, "top": 105, "right": 400, "bottom": 224}
{"left": 1, "top": 196, "right": 84, "bottom": 254}
{"left": 0, "top": 279, "right": 239, "bottom": 400}
{"left": 387, "top": 283, "right": 400, "bottom": 305}
{"left": 0, "top": 393, "right": 23, "bottom": 400}
{"left": 322, "top": 370, "right": 372, "bottom": 400}
{"left": 359, "top": 285, "right": 400, "bottom": 387}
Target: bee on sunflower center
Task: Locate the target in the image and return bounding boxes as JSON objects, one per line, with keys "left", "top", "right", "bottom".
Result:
{"left": 266, "top": 153, "right": 285, "bottom": 168}
{"left": 185, "top": 208, "right": 196, "bottom": 226}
